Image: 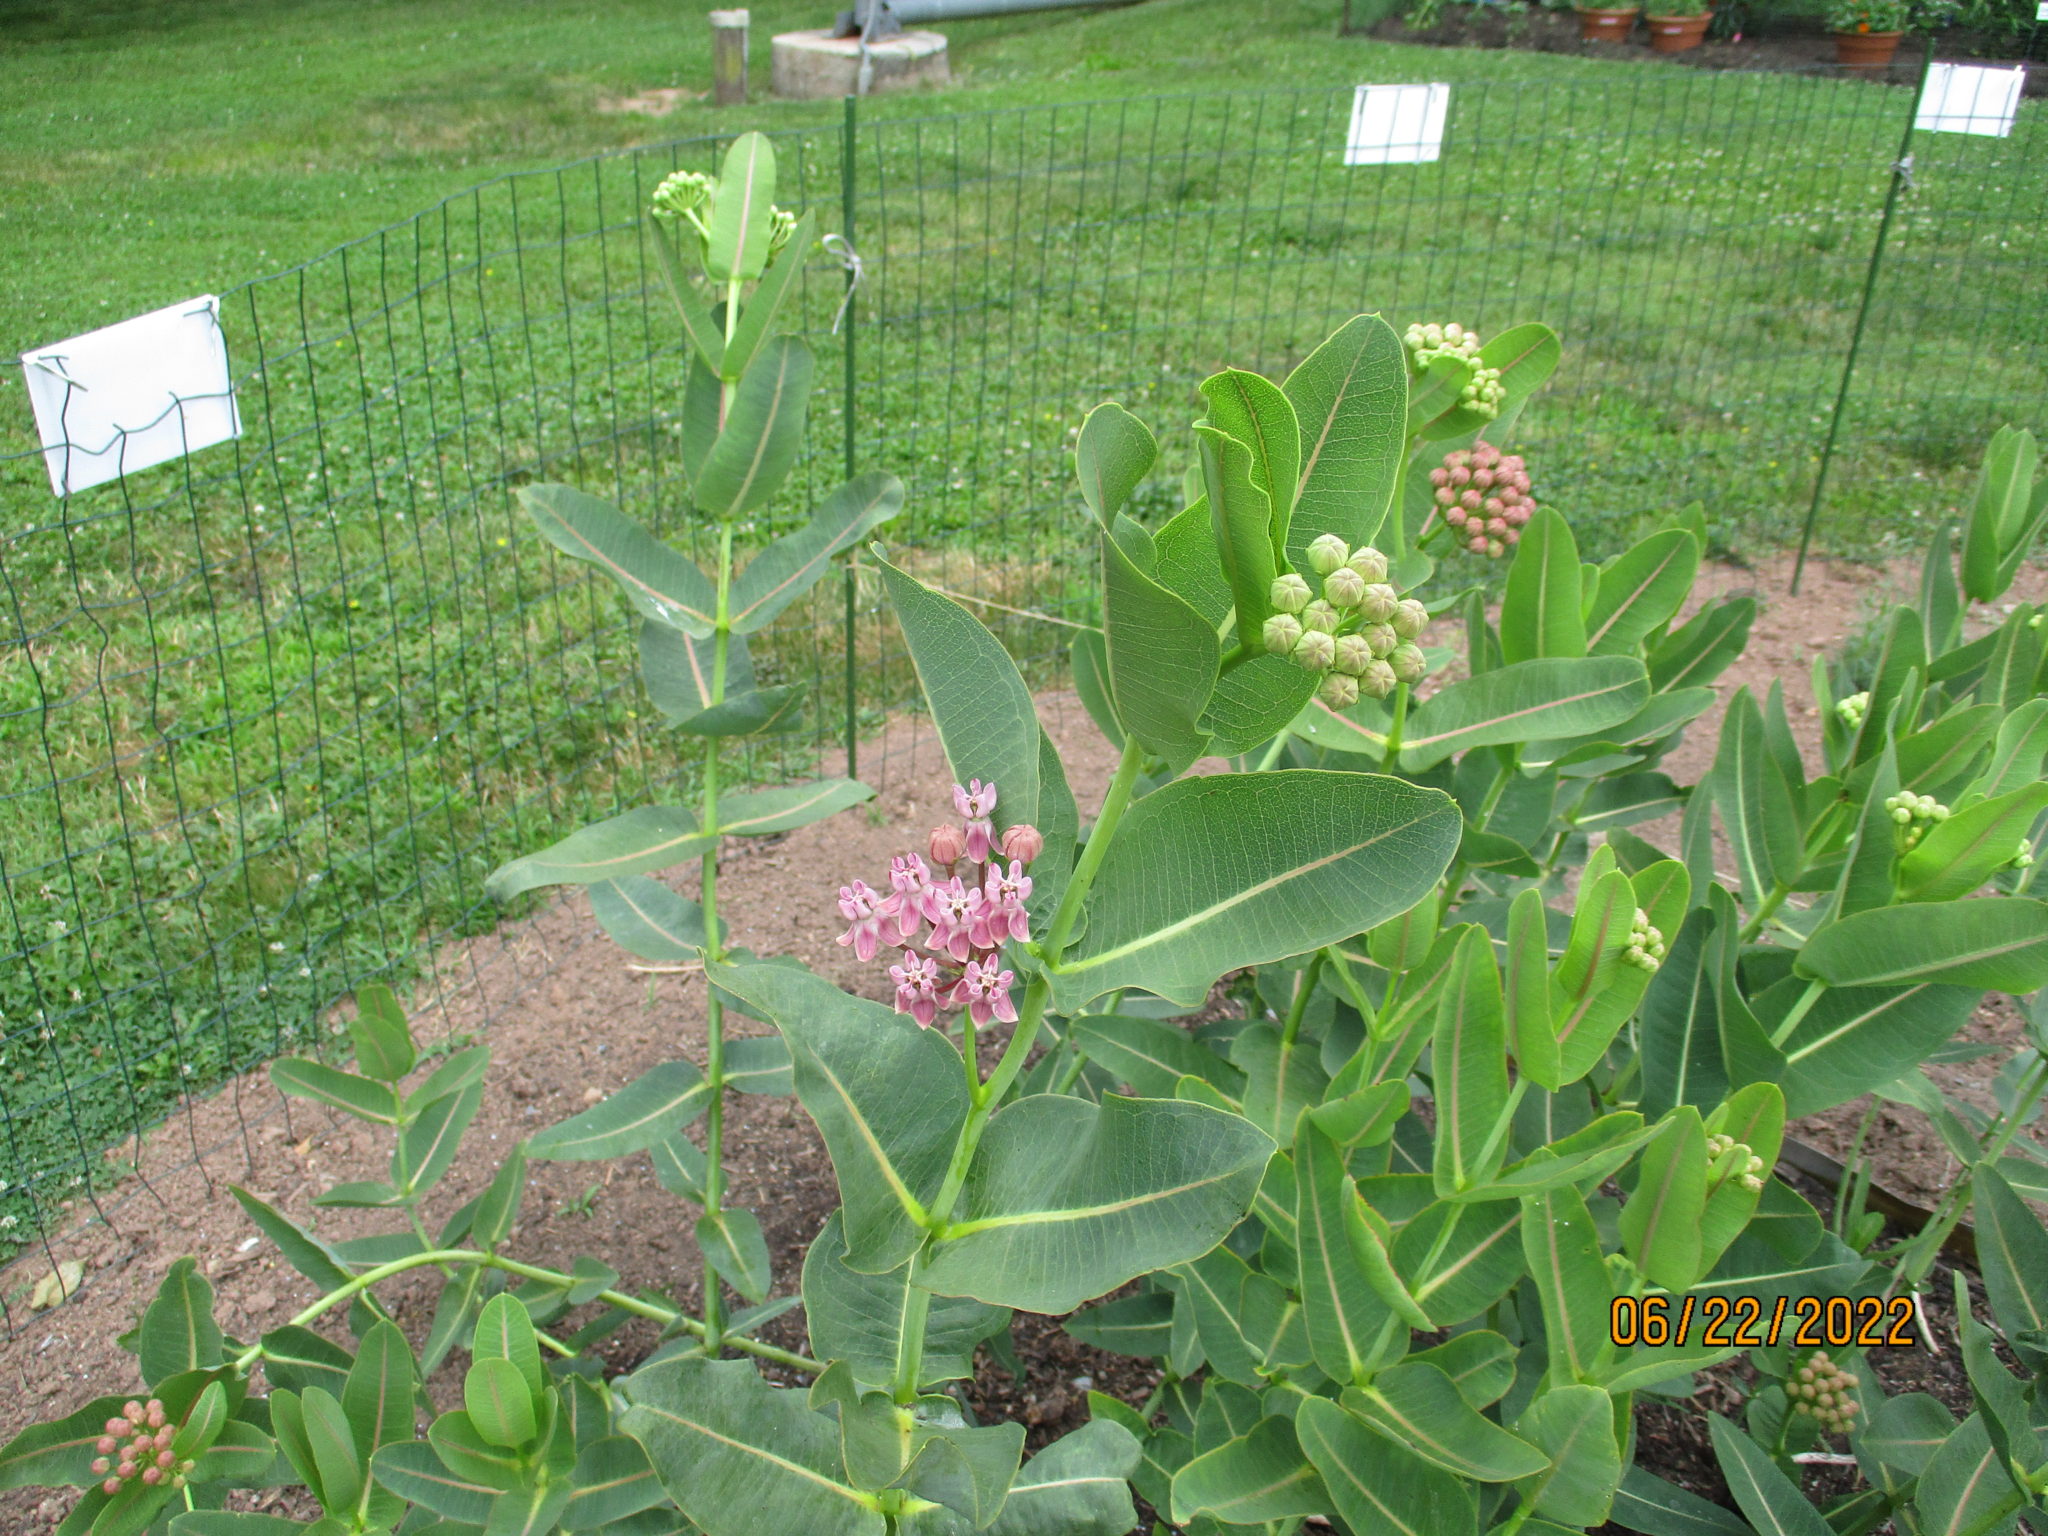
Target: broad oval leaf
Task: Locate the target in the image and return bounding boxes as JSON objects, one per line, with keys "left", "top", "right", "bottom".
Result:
{"left": 921, "top": 1094, "right": 1274, "bottom": 1313}
{"left": 1295, "top": 1395, "right": 1478, "bottom": 1536}
{"left": 985, "top": 1420, "right": 1140, "bottom": 1536}
{"left": 486, "top": 806, "right": 715, "bottom": 901}
{"left": 1100, "top": 527, "right": 1218, "bottom": 765}
{"left": 518, "top": 483, "right": 717, "bottom": 636}
{"left": 1586, "top": 528, "right": 1700, "bottom": 657}
{"left": 620, "top": 1357, "right": 884, "bottom": 1536}
{"left": 801, "top": 1211, "right": 1007, "bottom": 1393}
{"left": 1050, "top": 771, "right": 1461, "bottom": 1011}
{"left": 722, "top": 206, "right": 814, "bottom": 382}
{"left": 1282, "top": 313, "right": 1407, "bottom": 561}
{"left": 269, "top": 1058, "right": 399, "bottom": 1125}
{"left": 589, "top": 876, "right": 717, "bottom": 963}
{"left": 1074, "top": 402, "right": 1157, "bottom": 527}
{"left": 714, "top": 778, "right": 873, "bottom": 836}
{"left": 529, "top": 1060, "right": 710, "bottom": 1161}
{"left": 875, "top": 553, "right": 1040, "bottom": 843}
{"left": 561, "top": 1435, "right": 667, "bottom": 1531}
{"left": 703, "top": 131, "right": 777, "bottom": 283}
{"left": 1202, "top": 368, "right": 1301, "bottom": 543}
{"left": 1342, "top": 1362, "right": 1549, "bottom": 1481}
{"left": 1707, "top": 1414, "right": 1833, "bottom": 1536}
{"left": 1196, "top": 424, "right": 1279, "bottom": 638}
{"left": 372, "top": 1438, "right": 500, "bottom": 1522}
{"left": 1796, "top": 898, "right": 2048, "bottom": 993}
{"left": 1499, "top": 509, "right": 1586, "bottom": 666}
{"left": 692, "top": 335, "right": 813, "bottom": 520}
{"left": 729, "top": 472, "right": 904, "bottom": 633}
{"left": 1397, "top": 658, "right": 1648, "bottom": 773}
{"left": 1775, "top": 981, "right": 1980, "bottom": 1117}
{"left": 140, "top": 1259, "right": 223, "bottom": 1389}
{"left": 707, "top": 958, "right": 968, "bottom": 1273}
{"left": 1170, "top": 1417, "right": 1328, "bottom": 1526}
{"left": 695, "top": 1207, "right": 772, "bottom": 1303}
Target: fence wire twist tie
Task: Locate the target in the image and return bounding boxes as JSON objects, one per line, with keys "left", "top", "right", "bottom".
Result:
{"left": 824, "top": 233, "right": 863, "bottom": 335}
{"left": 1893, "top": 152, "right": 1915, "bottom": 190}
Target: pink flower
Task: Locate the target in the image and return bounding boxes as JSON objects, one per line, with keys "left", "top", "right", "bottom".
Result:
{"left": 1000, "top": 823, "right": 1044, "bottom": 864}
{"left": 878, "top": 853, "right": 937, "bottom": 942}
{"left": 976, "top": 860, "right": 1033, "bottom": 947}
{"left": 953, "top": 779, "right": 998, "bottom": 862}
{"left": 926, "top": 875, "right": 986, "bottom": 962}
{"left": 928, "top": 824, "right": 967, "bottom": 865}
{"left": 835, "top": 879, "right": 885, "bottom": 962}
{"left": 889, "top": 949, "right": 942, "bottom": 1028}
{"left": 950, "top": 957, "right": 1018, "bottom": 1026}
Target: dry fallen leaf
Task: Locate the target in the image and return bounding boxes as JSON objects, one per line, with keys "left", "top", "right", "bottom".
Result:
{"left": 29, "top": 1260, "right": 84, "bottom": 1310}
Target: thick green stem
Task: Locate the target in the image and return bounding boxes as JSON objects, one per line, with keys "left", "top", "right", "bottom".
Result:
{"left": 1281, "top": 953, "right": 1327, "bottom": 1049}
{"left": 1467, "top": 1077, "right": 1532, "bottom": 1182}
{"left": 1737, "top": 882, "right": 1790, "bottom": 944}
{"left": 228, "top": 1249, "right": 821, "bottom": 1376}
{"left": 1768, "top": 977, "right": 1827, "bottom": 1049}
{"left": 1382, "top": 683, "right": 1409, "bottom": 773}
{"left": 700, "top": 524, "right": 737, "bottom": 1351}
{"left": 889, "top": 738, "right": 1148, "bottom": 1400}
{"left": 1255, "top": 731, "right": 1292, "bottom": 773}
{"left": 1893, "top": 1051, "right": 2048, "bottom": 1293}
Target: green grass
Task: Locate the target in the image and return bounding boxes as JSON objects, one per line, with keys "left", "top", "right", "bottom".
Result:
{"left": 0, "top": 0, "right": 2043, "bottom": 1254}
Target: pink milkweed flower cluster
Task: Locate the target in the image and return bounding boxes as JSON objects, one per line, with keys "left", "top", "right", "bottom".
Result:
{"left": 1430, "top": 443, "right": 1536, "bottom": 559}
{"left": 836, "top": 779, "right": 1042, "bottom": 1030}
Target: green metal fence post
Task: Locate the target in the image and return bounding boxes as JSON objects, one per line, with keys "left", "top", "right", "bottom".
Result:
{"left": 1790, "top": 40, "right": 1933, "bottom": 595}
{"left": 842, "top": 93, "right": 860, "bottom": 780}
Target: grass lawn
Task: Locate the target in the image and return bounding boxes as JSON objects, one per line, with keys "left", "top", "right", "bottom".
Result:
{"left": 0, "top": 0, "right": 2041, "bottom": 1252}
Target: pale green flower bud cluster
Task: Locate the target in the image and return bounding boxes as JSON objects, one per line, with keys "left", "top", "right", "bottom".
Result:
{"left": 1835, "top": 690, "right": 1869, "bottom": 729}
{"left": 1786, "top": 1351, "right": 1861, "bottom": 1432}
{"left": 2012, "top": 839, "right": 2036, "bottom": 871}
{"left": 2032, "top": 612, "right": 2045, "bottom": 630}
{"left": 1403, "top": 320, "right": 1481, "bottom": 367}
{"left": 1705, "top": 1131, "right": 1767, "bottom": 1194}
{"left": 1885, "top": 791, "right": 1949, "bottom": 850}
{"left": 651, "top": 170, "right": 803, "bottom": 262}
{"left": 1260, "top": 538, "right": 1427, "bottom": 706}
{"left": 1623, "top": 907, "right": 1665, "bottom": 973}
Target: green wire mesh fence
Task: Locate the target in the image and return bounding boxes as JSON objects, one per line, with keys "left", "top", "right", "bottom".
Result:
{"left": 0, "top": 67, "right": 2040, "bottom": 1322}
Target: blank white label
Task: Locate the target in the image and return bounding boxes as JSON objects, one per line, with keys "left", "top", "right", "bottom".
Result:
{"left": 1914, "top": 62, "right": 2027, "bottom": 138}
{"left": 21, "top": 296, "right": 241, "bottom": 498}
{"left": 1346, "top": 83, "right": 1451, "bottom": 166}
{"left": 2038, "top": 2, "right": 2046, "bottom": 21}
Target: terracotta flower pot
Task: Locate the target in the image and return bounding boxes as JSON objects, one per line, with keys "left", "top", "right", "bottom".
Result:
{"left": 1834, "top": 28, "right": 1904, "bottom": 74}
{"left": 1575, "top": 5, "right": 1641, "bottom": 40}
{"left": 1644, "top": 9, "right": 1713, "bottom": 49}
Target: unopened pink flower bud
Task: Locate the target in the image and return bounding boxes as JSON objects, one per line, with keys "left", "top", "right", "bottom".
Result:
{"left": 1483, "top": 497, "right": 1504, "bottom": 516}
{"left": 1460, "top": 489, "right": 1483, "bottom": 511}
{"left": 97, "top": 1436, "right": 118, "bottom": 1455}
{"left": 1500, "top": 454, "right": 1523, "bottom": 473}
{"left": 1446, "top": 506, "right": 1467, "bottom": 526}
{"left": 1000, "top": 823, "right": 1044, "bottom": 864}
{"left": 156, "top": 1449, "right": 176, "bottom": 1469}
{"left": 91, "top": 1458, "right": 109, "bottom": 1476}
{"left": 123, "top": 1404, "right": 145, "bottom": 1425}
{"left": 1449, "top": 465, "right": 1471, "bottom": 486}
{"left": 1435, "top": 487, "right": 1456, "bottom": 507}
{"left": 1488, "top": 517, "right": 1508, "bottom": 536}
{"left": 103, "top": 1478, "right": 122, "bottom": 1497}
{"left": 1476, "top": 442, "right": 1500, "bottom": 467}
{"left": 1428, "top": 467, "right": 1450, "bottom": 488}
{"left": 142, "top": 1468, "right": 161, "bottom": 1486}
{"left": 928, "top": 825, "right": 967, "bottom": 866}
{"left": 1504, "top": 529, "right": 1521, "bottom": 545}
{"left": 1469, "top": 535, "right": 1489, "bottom": 554}
{"left": 1488, "top": 539, "right": 1505, "bottom": 559}
{"left": 1473, "top": 468, "right": 1495, "bottom": 489}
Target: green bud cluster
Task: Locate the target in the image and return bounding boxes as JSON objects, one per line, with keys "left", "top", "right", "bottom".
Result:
{"left": 1834, "top": 690, "right": 1869, "bottom": 729}
{"left": 1262, "top": 537, "right": 1427, "bottom": 707}
{"left": 1786, "top": 1351, "right": 1861, "bottom": 1432}
{"left": 650, "top": 170, "right": 801, "bottom": 260}
{"left": 1402, "top": 322, "right": 1505, "bottom": 419}
{"left": 1885, "top": 791, "right": 1949, "bottom": 850}
{"left": 2013, "top": 839, "right": 2036, "bottom": 871}
{"left": 1623, "top": 907, "right": 1665, "bottom": 973}
{"left": 1705, "top": 1131, "right": 1767, "bottom": 1194}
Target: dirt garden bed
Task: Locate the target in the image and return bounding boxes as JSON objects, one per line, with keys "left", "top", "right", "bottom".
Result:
{"left": 2, "top": 550, "right": 2044, "bottom": 1533}
{"left": 1359, "top": 4, "right": 2048, "bottom": 96}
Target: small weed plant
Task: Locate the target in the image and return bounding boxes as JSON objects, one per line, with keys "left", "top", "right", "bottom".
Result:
{"left": 6, "top": 133, "right": 2048, "bottom": 1536}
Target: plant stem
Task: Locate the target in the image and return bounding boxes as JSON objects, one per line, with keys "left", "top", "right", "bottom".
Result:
{"left": 228, "top": 1249, "right": 822, "bottom": 1376}
{"left": 1281, "top": 953, "right": 1327, "bottom": 1048}
{"left": 1467, "top": 1077, "right": 1532, "bottom": 1182}
{"left": 1834, "top": 1095, "right": 1882, "bottom": 1239}
{"left": 1892, "top": 1050, "right": 2048, "bottom": 1294}
{"left": 1737, "top": 882, "right": 1790, "bottom": 944}
{"left": 699, "top": 523, "right": 737, "bottom": 1352}
{"left": 1255, "top": 731, "right": 1292, "bottom": 773}
{"left": 1382, "top": 682, "right": 1409, "bottom": 773}
{"left": 890, "top": 737, "right": 1149, "bottom": 1401}
{"left": 1767, "top": 977, "right": 1827, "bottom": 1049}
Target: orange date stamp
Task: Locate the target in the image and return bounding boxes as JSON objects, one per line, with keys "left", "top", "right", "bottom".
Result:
{"left": 1609, "top": 1293, "right": 1917, "bottom": 1350}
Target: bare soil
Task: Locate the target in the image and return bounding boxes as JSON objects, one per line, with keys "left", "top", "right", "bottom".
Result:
{"left": 2, "top": 552, "right": 2043, "bottom": 1533}
{"left": 1360, "top": 4, "right": 2048, "bottom": 96}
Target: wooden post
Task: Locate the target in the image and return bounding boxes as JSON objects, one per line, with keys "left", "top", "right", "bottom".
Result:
{"left": 710, "top": 10, "right": 749, "bottom": 106}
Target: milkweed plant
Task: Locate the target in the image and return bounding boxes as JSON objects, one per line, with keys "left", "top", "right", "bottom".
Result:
{"left": 6, "top": 130, "right": 2048, "bottom": 1536}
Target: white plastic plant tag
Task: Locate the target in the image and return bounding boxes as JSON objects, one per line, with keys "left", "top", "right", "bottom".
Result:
{"left": 21, "top": 295, "right": 241, "bottom": 497}
{"left": 1345, "top": 83, "right": 1450, "bottom": 166}
{"left": 1913, "top": 62, "right": 2026, "bottom": 137}
{"left": 2038, "top": 3, "right": 2047, "bottom": 22}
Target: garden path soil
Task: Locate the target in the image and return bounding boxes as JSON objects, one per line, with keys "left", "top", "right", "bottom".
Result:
{"left": 2, "top": 550, "right": 2043, "bottom": 1534}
